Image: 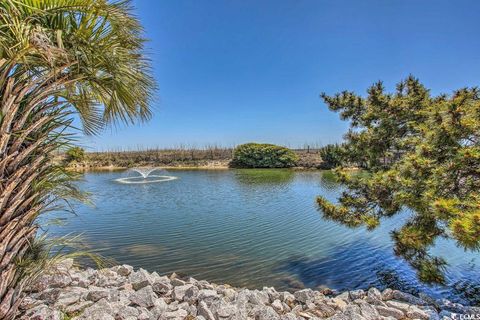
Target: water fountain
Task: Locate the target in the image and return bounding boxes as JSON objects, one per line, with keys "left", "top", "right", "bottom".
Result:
{"left": 114, "top": 167, "right": 178, "bottom": 184}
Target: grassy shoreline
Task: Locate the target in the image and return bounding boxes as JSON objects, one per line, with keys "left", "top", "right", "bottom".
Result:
{"left": 64, "top": 148, "right": 326, "bottom": 171}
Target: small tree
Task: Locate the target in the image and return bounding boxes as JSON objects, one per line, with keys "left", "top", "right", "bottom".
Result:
{"left": 232, "top": 143, "right": 298, "bottom": 168}
{"left": 318, "top": 144, "right": 345, "bottom": 169}
{"left": 65, "top": 147, "right": 86, "bottom": 163}
{"left": 317, "top": 76, "right": 480, "bottom": 283}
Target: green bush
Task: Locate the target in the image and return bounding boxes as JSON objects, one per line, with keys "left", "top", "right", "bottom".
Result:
{"left": 318, "top": 144, "right": 344, "bottom": 169}
{"left": 231, "top": 143, "right": 298, "bottom": 168}
{"left": 65, "top": 147, "right": 86, "bottom": 163}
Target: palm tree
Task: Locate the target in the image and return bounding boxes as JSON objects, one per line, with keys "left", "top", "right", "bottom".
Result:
{"left": 0, "top": 1, "right": 155, "bottom": 318}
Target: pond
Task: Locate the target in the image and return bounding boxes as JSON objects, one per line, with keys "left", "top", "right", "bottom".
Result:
{"left": 46, "top": 169, "right": 480, "bottom": 305}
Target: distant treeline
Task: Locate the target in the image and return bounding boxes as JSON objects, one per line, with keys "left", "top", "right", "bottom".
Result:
{"left": 62, "top": 144, "right": 341, "bottom": 169}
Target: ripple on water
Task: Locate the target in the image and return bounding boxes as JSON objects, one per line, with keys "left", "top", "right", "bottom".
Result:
{"left": 46, "top": 169, "right": 480, "bottom": 305}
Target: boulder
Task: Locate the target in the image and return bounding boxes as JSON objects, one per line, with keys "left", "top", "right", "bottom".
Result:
{"left": 294, "top": 289, "right": 316, "bottom": 303}
{"left": 375, "top": 305, "right": 404, "bottom": 319}
{"left": 172, "top": 284, "right": 193, "bottom": 301}
{"left": 271, "top": 299, "right": 284, "bottom": 313}
{"left": 349, "top": 290, "right": 366, "bottom": 300}
{"left": 112, "top": 264, "right": 133, "bottom": 277}
{"left": 86, "top": 288, "right": 110, "bottom": 302}
{"left": 392, "top": 290, "right": 427, "bottom": 306}
{"left": 406, "top": 305, "right": 430, "bottom": 320}
{"left": 381, "top": 289, "right": 394, "bottom": 301}
{"left": 198, "top": 300, "right": 216, "bottom": 320}
{"left": 385, "top": 300, "right": 410, "bottom": 314}
{"left": 129, "top": 285, "right": 157, "bottom": 308}
{"left": 183, "top": 285, "right": 200, "bottom": 303}
{"left": 255, "top": 306, "right": 281, "bottom": 320}
{"left": 128, "top": 268, "right": 153, "bottom": 290}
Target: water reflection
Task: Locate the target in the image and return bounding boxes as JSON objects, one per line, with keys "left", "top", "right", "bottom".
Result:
{"left": 234, "top": 169, "right": 295, "bottom": 185}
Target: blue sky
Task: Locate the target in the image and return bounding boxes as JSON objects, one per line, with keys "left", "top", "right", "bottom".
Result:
{"left": 82, "top": 0, "right": 480, "bottom": 151}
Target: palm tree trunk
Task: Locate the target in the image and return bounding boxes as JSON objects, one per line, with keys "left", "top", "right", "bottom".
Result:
{"left": 0, "top": 60, "right": 65, "bottom": 319}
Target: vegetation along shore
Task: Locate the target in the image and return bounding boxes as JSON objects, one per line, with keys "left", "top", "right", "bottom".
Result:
{"left": 62, "top": 143, "right": 341, "bottom": 171}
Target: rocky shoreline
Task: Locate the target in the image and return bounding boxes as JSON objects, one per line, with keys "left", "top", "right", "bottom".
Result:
{"left": 19, "top": 260, "right": 478, "bottom": 320}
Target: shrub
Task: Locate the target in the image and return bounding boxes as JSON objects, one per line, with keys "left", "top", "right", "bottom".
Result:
{"left": 231, "top": 143, "right": 298, "bottom": 168}
{"left": 318, "top": 144, "right": 345, "bottom": 169}
{"left": 65, "top": 147, "right": 86, "bottom": 163}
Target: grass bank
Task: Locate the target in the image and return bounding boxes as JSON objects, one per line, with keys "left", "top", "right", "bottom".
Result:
{"left": 63, "top": 147, "right": 325, "bottom": 171}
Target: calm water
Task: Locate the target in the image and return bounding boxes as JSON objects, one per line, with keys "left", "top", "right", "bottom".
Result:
{"left": 47, "top": 169, "right": 479, "bottom": 305}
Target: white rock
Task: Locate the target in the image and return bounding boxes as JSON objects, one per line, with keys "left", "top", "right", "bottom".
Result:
{"left": 385, "top": 300, "right": 410, "bottom": 314}
{"left": 294, "top": 289, "right": 316, "bottom": 303}
{"left": 375, "top": 305, "right": 404, "bottom": 319}
{"left": 129, "top": 285, "right": 157, "bottom": 308}
{"left": 172, "top": 284, "right": 193, "bottom": 301}
{"left": 272, "top": 299, "right": 284, "bottom": 313}
{"left": 406, "top": 305, "right": 430, "bottom": 320}
{"left": 198, "top": 300, "right": 216, "bottom": 320}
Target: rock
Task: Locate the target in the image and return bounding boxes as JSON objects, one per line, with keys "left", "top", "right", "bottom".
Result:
{"left": 381, "top": 289, "right": 394, "bottom": 301}
{"left": 375, "top": 306, "right": 404, "bottom": 319}
{"left": 406, "top": 305, "right": 430, "bottom": 320}
{"left": 264, "top": 287, "right": 280, "bottom": 302}
{"left": 22, "top": 304, "right": 63, "bottom": 320}
{"left": 280, "top": 313, "right": 299, "bottom": 320}
{"left": 96, "top": 268, "right": 123, "bottom": 287}
{"left": 152, "top": 278, "right": 173, "bottom": 295}
{"left": 198, "top": 289, "right": 219, "bottom": 302}
{"left": 367, "top": 288, "right": 382, "bottom": 301}
{"left": 198, "top": 300, "right": 216, "bottom": 320}
{"left": 294, "top": 289, "right": 316, "bottom": 303}
{"left": 291, "top": 304, "right": 303, "bottom": 314}
{"left": 38, "top": 288, "right": 62, "bottom": 304}
{"left": 385, "top": 300, "right": 410, "bottom": 314}
{"left": 128, "top": 268, "right": 153, "bottom": 290}
{"left": 172, "top": 284, "right": 193, "bottom": 301}
{"left": 221, "top": 288, "right": 237, "bottom": 301}
{"left": 249, "top": 290, "right": 270, "bottom": 305}
{"left": 54, "top": 290, "right": 82, "bottom": 307}
{"left": 280, "top": 291, "right": 296, "bottom": 304}
{"left": 137, "top": 307, "right": 153, "bottom": 320}
{"left": 129, "top": 285, "right": 157, "bottom": 308}
{"left": 78, "top": 299, "right": 115, "bottom": 319}
{"left": 197, "top": 279, "right": 215, "bottom": 290}
{"left": 349, "top": 290, "right": 366, "bottom": 300}
{"left": 343, "top": 304, "right": 367, "bottom": 320}
{"left": 115, "top": 306, "right": 140, "bottom": 320}
{"left": 164, "top": 309, "right": 188, "bottom": 319}
{"left": 64, "top": 300, "right": 94, "bottom": 314}
{"left": 355, "top": 299, "right": 380, "bottom": 320}
{"left": 272, "top": 299, "right": 284, "bottom": 313}
{"left": 213, "top": 300, "right": 238, "bottom": 318}
{"left": 86, "top": 288, "right": 110, "bottom": 302}
{"left": 331, "top": 298, "right": 348, "bottom": 311}
{"left": 312, "top": 302, "right": 336, "bottom": 317}
{"left": 151, "top": 298, "right": 169, "bottom": 317}
{"left": 183, "top": 285, "right": 199, "bottom": 303}
{"left": 168, "top": 300, "right": 179, "bottom": 311}
{"left": 436, "top": 298, "right": 469, "bottom": 314}
{"left": 255, "top": 306, "right": 281, "bottom": 320}
{"left": 112, "top": 264, "right": 133, "bottom": 277}
{"left": 336, "top": 292, "right": 350, "bottom": 302}
{"left": 171, "top": 278, "right": 186, "bottom": 286}
{"left": 422, "top": 306, "right": 440, "bottom": 320}
{"left": 392, "top": 290, "right": 427, "bottom": 306}
{"left": 19, "top": 263, "right": 475, "bottom": 320}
